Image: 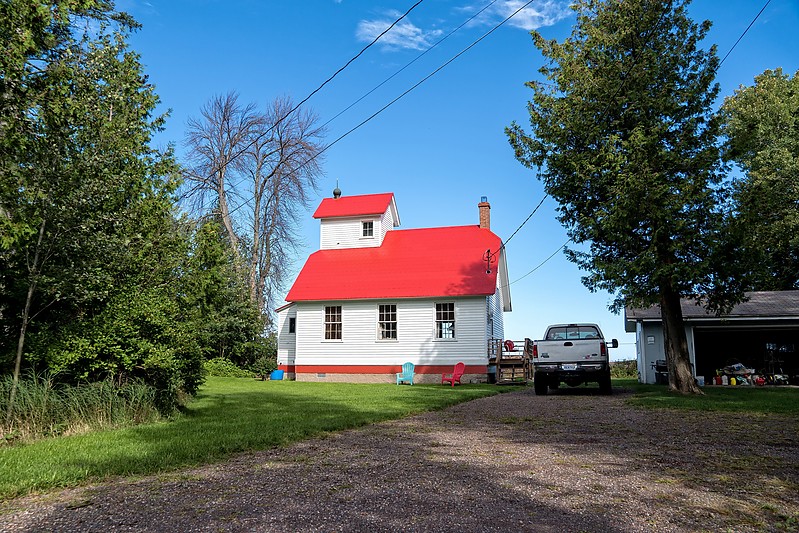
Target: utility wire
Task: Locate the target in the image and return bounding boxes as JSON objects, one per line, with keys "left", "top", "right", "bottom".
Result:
{"left": 487, "top": 192, "right": 547, "bottom": 263}
{"left": 322, "top": 0, "right": 500, "bottom": 130}
{"left": 304, "top": 0, "right": 426, "bottom": 115}
{"left": 490, "top": 2, "right": 674, "bottom": 271}
{"left": 502, "top": 239, "right": 570, "bottom": 288}
{"left": 322, "top": 0, "right": 537, "bottom": 155}
{"left": 195, "top": 0, "right": 427, "bottom": 189}
{"left": 224, "top": 0, "right": 537, "bottom": 220}
{"left": 718, "top": 0, "right": 771, "bottom": 68}
{"left": 495, "top": 0, "right": 771, "bottom": 285}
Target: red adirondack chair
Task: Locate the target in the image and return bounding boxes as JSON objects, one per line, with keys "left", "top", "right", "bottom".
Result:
{"left": 441, "top": 362, "right": 466, "bottom": 387}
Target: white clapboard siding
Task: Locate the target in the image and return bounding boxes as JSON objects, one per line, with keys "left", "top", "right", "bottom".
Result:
{"left": 486, "top": 289, "right": 505, "bottom": 341}
{"left": 294, "top": 297, "right": 488, "bottom": 367}
{"left": 378, "top": 208, "right": 394, "bottom": 243}
{"left": 319, "top": 203, "right": 397, "bottom": 250}
{"left": 319, "top": 216, "right": 382, "bottom": 249}
{"left": 276, "top": 305, "right": 297, "bottom": 366}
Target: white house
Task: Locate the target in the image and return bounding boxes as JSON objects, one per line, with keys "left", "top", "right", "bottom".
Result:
{"left": 276, "top": 191, "right": 512, "bottom": 383}
{"left": 625, "top": 291, "right": 799, "bottom": 385}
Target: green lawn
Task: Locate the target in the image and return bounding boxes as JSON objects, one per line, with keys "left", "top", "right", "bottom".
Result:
{"left": 0, "top": 378, "right": 509, "bottom": 499}
{"left": 4, "top": 377, "right": 794, "bottom": 500}
{"left": 617, "top": 378, "right": 799, "bottom": 414}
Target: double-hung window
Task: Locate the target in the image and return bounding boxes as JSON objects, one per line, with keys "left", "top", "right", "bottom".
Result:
{"left": 324, "top": 306, "right": 342, "bottom": 340}
{"left": 435, "top": 302, "right": 455, "bottom": 339}
{"left": 378, "top": 304, "right": 397, "bottom": 340}
{"left": 362, "top": 221, "right": 374, "bottom": 238}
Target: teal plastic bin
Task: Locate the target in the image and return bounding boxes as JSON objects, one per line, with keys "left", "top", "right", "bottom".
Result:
{"left": 270, "top": 370, "right": 284, "bottom": 380}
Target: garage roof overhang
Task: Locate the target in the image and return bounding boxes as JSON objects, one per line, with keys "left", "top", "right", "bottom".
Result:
{"left": 624, "top": 291, "right": 799, "bottom": 333}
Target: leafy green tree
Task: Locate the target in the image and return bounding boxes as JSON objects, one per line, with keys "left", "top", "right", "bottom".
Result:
{"left": 181, "top": 220, "right": 265, "bottom": 368}
{"left": 507, "top": 0, "right": 738, "bottom": 393}
{"left": 0, "top": 3, "right": 208, "bottom": 414}
{"left": 720, "top": 68, "right": 799, "bottom": 291}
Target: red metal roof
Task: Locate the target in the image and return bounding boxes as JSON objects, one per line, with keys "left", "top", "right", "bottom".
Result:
{"left": 313, "top": 193, "right": 395, "bottom": 219}
{"left": 285, "top": 225, "right": 502, "bottom": 301}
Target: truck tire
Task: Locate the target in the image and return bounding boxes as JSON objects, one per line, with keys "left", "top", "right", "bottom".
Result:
{"left": 534, "top": 375, "right": 548, "bottom": 396}
{"left": 599, "top": 371, "right": 612, "bottom": 395}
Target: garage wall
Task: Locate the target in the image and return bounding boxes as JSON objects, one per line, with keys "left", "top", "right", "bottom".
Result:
{"left": 636, "top": 323, "right": 696, "bottom": 384}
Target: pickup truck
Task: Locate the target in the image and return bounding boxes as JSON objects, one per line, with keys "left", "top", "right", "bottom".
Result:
{"left": 532, "top": 323, "right": 618, "bottom": 395}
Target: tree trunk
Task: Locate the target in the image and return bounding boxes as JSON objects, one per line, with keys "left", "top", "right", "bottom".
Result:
{"left": 660, "top": 282, "right": 702, "bottom": 394}
{"left": 6, "top": 218, "right": 46, "bottom": 426}
{"left": 216, "top": 166, "right": 240, "bottom": 263}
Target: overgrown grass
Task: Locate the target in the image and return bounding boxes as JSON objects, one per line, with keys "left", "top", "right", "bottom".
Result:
{"left": 0, "top": 377, "right": 511, "bottom": 499}
{"left": 1, "top": 374, "right": 161, "bottom": 443}
{"left": 610, "top": 359, "right": 637, "bottom": 379}
{"left": 617, "top": 378, "right": 799, "bottom": 415}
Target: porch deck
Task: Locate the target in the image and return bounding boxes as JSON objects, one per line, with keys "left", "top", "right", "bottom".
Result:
{"left": 488, "top": 338, "right": 533, "bottom": 384}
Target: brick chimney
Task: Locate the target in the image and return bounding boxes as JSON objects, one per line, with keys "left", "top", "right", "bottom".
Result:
{"left": 478, "top": 196, "right": 490, "bottom": 229}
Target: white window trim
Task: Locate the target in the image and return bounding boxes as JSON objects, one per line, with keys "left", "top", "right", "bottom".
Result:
{"left": 360, "top": 219, "right": 375, "bottom": 239}
{"left": 323, "top": 305, "right": 343, "bottom": 342}
{"left": 433, "top": 302, "right": 457, "bottom": 342}
{"left": 376, "top": 303, "right": 398, "bottom": 342}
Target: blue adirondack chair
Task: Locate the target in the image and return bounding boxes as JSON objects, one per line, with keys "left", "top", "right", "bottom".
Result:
{"left": 396, "top": 362, "right": 415, "bottom": 385}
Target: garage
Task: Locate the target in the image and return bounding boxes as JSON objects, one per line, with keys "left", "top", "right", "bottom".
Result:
{"left": 625, "top": 291, "right": 799, "bottom": 385}
{"left": 693, "top": 326, "right": 798, "bottom": 382}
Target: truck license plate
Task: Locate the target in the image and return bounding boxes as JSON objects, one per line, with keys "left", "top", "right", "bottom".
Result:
{"left": 561, "top": 364, "right": 577, "bottom": 371}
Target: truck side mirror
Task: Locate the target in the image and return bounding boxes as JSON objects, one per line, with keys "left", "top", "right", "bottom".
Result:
{"left": 609, "top": 339, "right": 619, "bottom": 349}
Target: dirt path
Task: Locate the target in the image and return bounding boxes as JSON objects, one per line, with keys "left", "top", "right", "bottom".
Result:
{"left": 2, "top": 386, "right": 798, "bottom": 532}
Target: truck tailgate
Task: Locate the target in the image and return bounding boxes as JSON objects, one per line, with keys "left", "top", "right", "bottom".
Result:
{"left": 536, "top": 339, "right": 606, "bottom": 363}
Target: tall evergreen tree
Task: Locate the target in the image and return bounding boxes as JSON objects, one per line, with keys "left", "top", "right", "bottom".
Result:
{"left": 507, "top": 0, "right": 740, "bottom": 393}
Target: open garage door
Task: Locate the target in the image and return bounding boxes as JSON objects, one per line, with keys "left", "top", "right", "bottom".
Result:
{"left": 693, "top": 326, "right": 799, "bottom": 384}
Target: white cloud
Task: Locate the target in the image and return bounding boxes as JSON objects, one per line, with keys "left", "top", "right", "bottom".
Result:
{"left": 465, "top": 0, "right": 573, "bottom": 31}
{"left": 356, "top": 12, "right": 443, "bottom": 51}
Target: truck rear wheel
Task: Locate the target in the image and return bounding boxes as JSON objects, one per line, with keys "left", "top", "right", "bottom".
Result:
{"left": 599, "top": 371, "right": 612, "bottom": 395}
{"left": 534, "top": 375, "right": 548, "bottom": 396}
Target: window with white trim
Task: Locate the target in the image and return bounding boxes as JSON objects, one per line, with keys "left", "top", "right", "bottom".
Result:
{"left": 435, "top": 302, "right": 455, "bottom": 339}
{"left": 324, "top": 306, "right": 342, "bottom": 340}
{"left": 362, "top": 221, "right": 374, "bottom": 237}
{"left": 288, "top": 317, "right": 296, "bottom": 334}
{"left": 378, "top": 304, "right": 397, "bottom": 340}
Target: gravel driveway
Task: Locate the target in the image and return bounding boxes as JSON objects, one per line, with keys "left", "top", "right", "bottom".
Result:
{"left": 2, "top": 385, "right": 798, "bottom": 532}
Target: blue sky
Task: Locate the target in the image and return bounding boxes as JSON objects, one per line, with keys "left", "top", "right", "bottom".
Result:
{"left": 121, "top": 0, "right": 798, "bottom": 360}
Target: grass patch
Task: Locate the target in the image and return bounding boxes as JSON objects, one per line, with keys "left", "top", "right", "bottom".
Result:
{"left": 0, "top": 377, "right": 510, "bottom": 499}
{"left": 616, "top": 379, "right": 799, "bottom": 414}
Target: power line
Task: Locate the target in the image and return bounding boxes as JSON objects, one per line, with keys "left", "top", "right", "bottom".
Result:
{"left": 322, "top": 0, "right": 500, "bottom": 130}
{"left": 322, "top": 0, "right": 538, "bottom": 155}
{"left": 224, "top": 0, "right": 538, "bottom": 221}
{"left": 501, "top": 194, "right": 548, "bottom": 250}
{"left": 490, "top": 3, "right": 674, "bottom": 263}
{"left": 305, "top": 0, "right": 426, "bottom": 113}
{"left": 191, "top": 0, "right": 427, "bottom": 192}
{"left": 718, "top": 0, "right": 772, "bottom": 68}
{"left": 488, "top": 192, "right": 548, "bottom": 262}
{"left": 503, "top": 239, "right": 570, "bottom": 288}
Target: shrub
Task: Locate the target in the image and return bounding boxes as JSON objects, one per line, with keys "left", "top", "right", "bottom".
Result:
{"left": 611, "top": 359, "right": 638, "bottom": 379}
{"left": 249, "top": 355, "right": 277, "bottom": 380}
{"left": 202, "top": 357, "right": 252, "bottom": 378}
{"left": 33, "top": 288, "right": 204, "bottom": 414}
